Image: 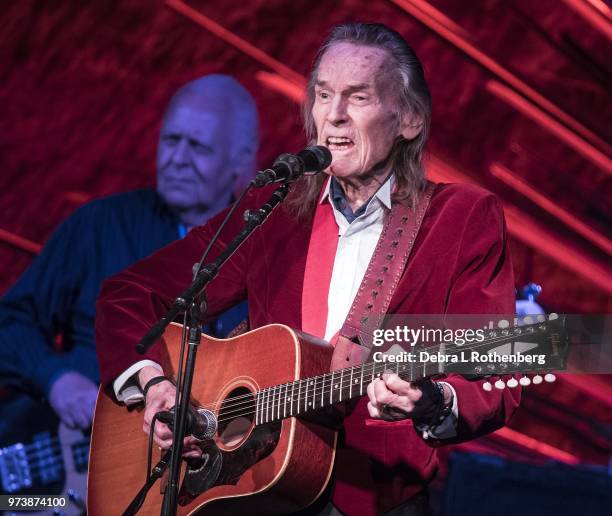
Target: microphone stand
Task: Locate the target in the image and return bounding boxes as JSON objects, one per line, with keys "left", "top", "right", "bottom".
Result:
{"left": 133, "top": 184, "right": 291, "bottom": 516}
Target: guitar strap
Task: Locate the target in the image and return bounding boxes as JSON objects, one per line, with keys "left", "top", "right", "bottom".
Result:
{"left": 330, "top": 181, "right": 436, "bottom": 370}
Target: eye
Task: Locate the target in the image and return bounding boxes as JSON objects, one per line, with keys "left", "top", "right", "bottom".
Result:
{"left": 190, "top": 139, "right": 213, "bottom": 155}
{"left": 163, "top": 134, "right": 180, "bottom": 145}
{"left": 316, "top": 90, "right": 331, "bottom": 101}
{"left": 352, "top": 94, "right": 367, "bottom": 102}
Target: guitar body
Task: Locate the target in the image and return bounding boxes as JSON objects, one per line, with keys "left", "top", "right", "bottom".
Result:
{"left": 88, "top": 324, "right": 337, "bottom": 515}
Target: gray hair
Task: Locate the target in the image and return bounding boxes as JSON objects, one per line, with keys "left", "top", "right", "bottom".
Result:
{"left": 293, "top": 23, "right": 431, "bottom": 216}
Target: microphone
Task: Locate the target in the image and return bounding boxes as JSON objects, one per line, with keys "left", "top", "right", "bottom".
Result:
{"left": 251, "top": 145, "right": 332, "bottom": 187}
{"left": 157, "top": 406, "right": 218, "bottom": 441}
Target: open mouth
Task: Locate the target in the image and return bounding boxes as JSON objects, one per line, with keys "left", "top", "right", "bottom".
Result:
{"left": 326, "top": 136, "right": 354, "bottom": 151}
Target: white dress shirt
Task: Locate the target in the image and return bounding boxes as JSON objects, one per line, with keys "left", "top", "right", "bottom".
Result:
{"left": 321, "top": 175, "right": 393, "bottom": 342}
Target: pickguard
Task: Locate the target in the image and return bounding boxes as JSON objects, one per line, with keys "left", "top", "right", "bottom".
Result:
{"left": 178, "top": 421, "right": 282, "bottom": 505}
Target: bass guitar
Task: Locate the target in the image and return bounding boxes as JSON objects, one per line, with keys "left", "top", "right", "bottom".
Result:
{"left": 0, "top": 396, "right": 88, "bottom": 515}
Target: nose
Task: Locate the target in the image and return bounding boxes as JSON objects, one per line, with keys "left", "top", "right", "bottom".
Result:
{"left": 170, "top": 137, "right": 190, "bottom": 166}
{"left": 326, "top": 96, "right": 349, "bottom": 126}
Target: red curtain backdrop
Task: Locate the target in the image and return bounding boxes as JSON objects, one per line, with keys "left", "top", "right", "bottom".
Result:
{"left": 1, "top": 0, "right": 610, "bottom": 312}
{"left": 0, "top": 0, "right": 610, "bottom": 470}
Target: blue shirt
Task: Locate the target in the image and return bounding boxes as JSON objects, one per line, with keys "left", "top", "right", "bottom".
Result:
{"left": 0, "top": 188, "right": 246, "bottom": 396}
{"left": 329, "top": 177, "right": 374, "bottom": 223}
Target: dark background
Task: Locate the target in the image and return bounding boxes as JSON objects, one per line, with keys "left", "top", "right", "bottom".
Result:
{"left": 1, "top": 0, "right": 610, "bottom": 508}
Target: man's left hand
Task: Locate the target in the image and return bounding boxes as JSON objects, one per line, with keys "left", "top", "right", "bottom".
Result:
{"left": 48, "top": 371, "right": 98, "bottom": 430}
{"left": 366, "top": 373, "right": 449, "bottom": 421}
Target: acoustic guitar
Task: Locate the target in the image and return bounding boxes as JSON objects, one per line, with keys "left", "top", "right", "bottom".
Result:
{"left": 88, "top": 316, "right": 566, "bottom": 515}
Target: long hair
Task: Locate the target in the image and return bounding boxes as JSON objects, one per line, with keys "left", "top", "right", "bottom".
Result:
{"left": 290, "top": 22, "right": 432, "bottom": 218}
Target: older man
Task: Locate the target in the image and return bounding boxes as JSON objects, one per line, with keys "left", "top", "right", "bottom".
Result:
{"left": 96, "top": 24, "right": 519, "bottom": 516}
{"left": 0, "top": 74, "right": 258, "bottom": 432}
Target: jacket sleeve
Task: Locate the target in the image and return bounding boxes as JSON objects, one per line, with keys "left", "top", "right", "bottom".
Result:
{"left": 435, "top": 192, "right": 521, "bottom": 444}
{"left": 0, "top": 210, "right": 98, "bottom": 396}
{"left": 95, "top": 193, "right": 257, "bottom": 390}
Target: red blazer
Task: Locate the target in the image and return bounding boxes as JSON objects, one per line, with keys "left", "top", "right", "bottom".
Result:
{"left": 96, "top": 182, "right": 520, "bottom": 515}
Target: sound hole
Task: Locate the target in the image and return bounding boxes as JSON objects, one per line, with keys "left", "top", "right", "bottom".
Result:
{"left": 216, "top": 386, "right": 254, "bottom": 449}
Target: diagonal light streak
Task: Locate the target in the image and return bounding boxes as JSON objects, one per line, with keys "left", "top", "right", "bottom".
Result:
{"left": 490, "top": 162, "right": 612, "bottom": 255}
{"left": 165, "top": 0, "right": 306, "bottom": 88}
{"left": 487, "top": 80, "right": 612, "bottom": 175}
{"left": 389, "top": 0, "right": 612, "bottom": 160}
{"left": 427, "top": 155, "right": 612, "bottom": 294}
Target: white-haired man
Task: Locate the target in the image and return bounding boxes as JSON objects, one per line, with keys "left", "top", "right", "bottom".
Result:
{"left": 0, "top": 74, "right": 258, "bottom": 433}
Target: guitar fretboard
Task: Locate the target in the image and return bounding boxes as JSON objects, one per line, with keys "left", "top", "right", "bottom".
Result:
{"left": 253, "top": 321, "right": 555, "bottom": 425}
{"left": 255, "top": 360, "right": 420, "bottom": 425}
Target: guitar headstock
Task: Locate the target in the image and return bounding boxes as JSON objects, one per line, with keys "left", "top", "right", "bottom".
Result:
{"left": 442, "top": 313, "right": 568, "bottom": 391}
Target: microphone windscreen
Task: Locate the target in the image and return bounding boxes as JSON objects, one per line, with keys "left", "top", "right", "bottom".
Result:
{"left": 299, "top": 145, "right": 332, "bottom": 172}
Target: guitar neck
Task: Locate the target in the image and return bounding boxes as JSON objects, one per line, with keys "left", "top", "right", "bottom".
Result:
{"left": 253, "top": 317, "right": 564, "bottom": 426}
{"left": 254, "top": 359, "right": 415, "bottom": 425}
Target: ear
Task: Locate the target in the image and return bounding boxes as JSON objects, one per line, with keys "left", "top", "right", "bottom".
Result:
{"left": 230, "top": 144, "right": 258, "bottom": 194}
{"left": 399, "top": 113, "right": 423, "bottom": 140}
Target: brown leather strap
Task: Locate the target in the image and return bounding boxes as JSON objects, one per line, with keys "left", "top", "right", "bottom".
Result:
{"left": 331, "top": 182, "right": 436, "bottom": 370}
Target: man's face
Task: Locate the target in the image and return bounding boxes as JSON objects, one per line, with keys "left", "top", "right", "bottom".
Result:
{"left": 156, "top": 103, "right": 234, "bottom": 213}
{"left": 312, "top": 42, "right": 400, "bottom": 180}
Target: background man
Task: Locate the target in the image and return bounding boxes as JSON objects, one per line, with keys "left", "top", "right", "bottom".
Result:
{"left": 0, "top": 74, "right": 258, "bottom": 434}
{"left": 96, "top": 24, "right": 519, "bottom": 516}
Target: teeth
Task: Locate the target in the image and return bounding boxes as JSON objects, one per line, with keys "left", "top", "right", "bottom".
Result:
{"left": 327, "top": 136, "right": 353, "bottom": 144}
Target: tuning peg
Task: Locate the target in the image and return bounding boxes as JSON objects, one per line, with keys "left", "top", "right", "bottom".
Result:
{"left": 523, "top": 316, "right": 534, "bottom": 324}
{"left": 507, "top": 377, "right": 519, "bottom": 388}
{"left": 494, "top": 379, "right": 506, "bottom": 389}
{"left": 519, "top": 376, "right": 531, "bottom": 386}
{"left": 548, "top": 313, "right": 559, "bottom": 321}
{"left": 482, "top": 381, "right": 492, "bottom": 391}
{"left": 536, "top": 314, "right": 546, "bottom": 322}
{"left": 544, "top": 373, "right": 556, "bottom": 383}
{"left": 532, "top": 374, "right": 543, "bottom": 384}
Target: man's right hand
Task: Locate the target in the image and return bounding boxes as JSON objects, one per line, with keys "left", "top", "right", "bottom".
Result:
{"left": 138, "top": 366, "right": 203, "bottom": 458}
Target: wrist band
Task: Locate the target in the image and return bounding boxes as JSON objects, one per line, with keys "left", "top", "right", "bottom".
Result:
{"left": 142, "top": 376, "right": 171, "bottom": 399}
{"left": 434, "top": 382, "right": 454, "bottom": 423}
{"left": 411, "top": 379, "right": 449, "bottom": 427}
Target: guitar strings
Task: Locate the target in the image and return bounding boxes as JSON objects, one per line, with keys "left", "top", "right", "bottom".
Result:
{"left": 209, "top": 324, "right": 542, "bottom": 414}
{"left": 9, "top": 438, "right": 89, "bottom": 478}
{"left": 196, "top": 326, "right": 549, "bottom": 422}
{"left": 10, "top": 442, "right": 64, "bottom": 480}
{"left": 212, "top": 335, "right": 553, "bottom": 425}
{"left": 214, "top": 338, "right": 544, "bottom": 423}
{"left": 193, "top": 323, "right": 549, "bottom": 420}
{"left": 14, "top": 437, "right": 89, "bottom": 454}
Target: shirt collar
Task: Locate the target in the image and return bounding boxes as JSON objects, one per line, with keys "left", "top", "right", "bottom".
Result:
{"left": 319, "top": 174, "right": 394, "bottom": 221}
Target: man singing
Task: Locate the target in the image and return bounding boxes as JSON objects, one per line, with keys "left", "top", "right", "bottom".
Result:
{"left": 96, "top": 23, "right": 520, "bottom": 516}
